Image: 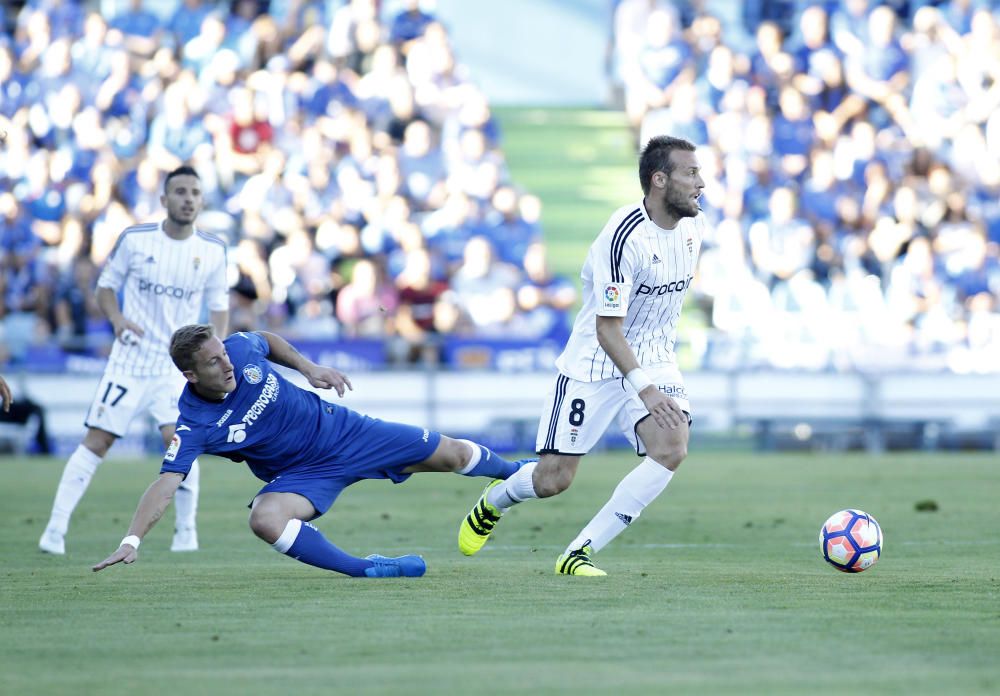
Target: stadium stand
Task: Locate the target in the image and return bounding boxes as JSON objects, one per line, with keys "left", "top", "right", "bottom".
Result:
{"left": 611, "top": 0, "right": 1000, "bottom": 374}
{"left": 2, "top": 1, "right": 999, "bottom": 454}
{"left": 0, "top": 0, "right": 574, "bottom": 372}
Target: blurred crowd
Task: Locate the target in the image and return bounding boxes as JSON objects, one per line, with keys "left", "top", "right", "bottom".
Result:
{"left": 4, "top": 0, "right": 999, "bottom": 375}
{"left": 0, "top": 0, "right": 576, "bottom": 366}
{"left": 612, "top": 0, "right": 1000, "bottom": 373}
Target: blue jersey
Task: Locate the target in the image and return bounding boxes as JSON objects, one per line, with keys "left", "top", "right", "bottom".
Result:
{"left": 161, "top": 332, "right": 373, "bottom": 483}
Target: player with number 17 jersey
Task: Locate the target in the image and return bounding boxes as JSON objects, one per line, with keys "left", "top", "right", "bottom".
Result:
{"left": 99, "top": 221, "right": 229, "bottom": 378}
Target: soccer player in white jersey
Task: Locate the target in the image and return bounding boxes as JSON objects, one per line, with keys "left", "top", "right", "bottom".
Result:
{"left": 459, "top": 135, "right": 706, "bottom": 575}
{"left": 39, "top": 166, "right": 229, "bottom": 555}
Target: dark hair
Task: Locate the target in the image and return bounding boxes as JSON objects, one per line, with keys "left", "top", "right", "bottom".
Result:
{"left": 164, "top": 165, "right": 200, "bottom": 194}
{"left": 638, "top": 136, "right": 697, "bottom": 196}
{"left": 170, "top": 324, "right": 215, "bottom": 372}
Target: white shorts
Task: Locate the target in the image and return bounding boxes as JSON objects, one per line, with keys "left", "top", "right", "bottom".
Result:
{"left": 535, "top": 364, "right": 691, "bottom": 457}
{"left": 84, "top": 372, "right": 185, "bottom": 437}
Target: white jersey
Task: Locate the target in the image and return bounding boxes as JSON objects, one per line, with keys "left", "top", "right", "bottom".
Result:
{"left": 555, "top": 201, "right": 706, "bottom": 382}
{"left": 97, "top": 221, "right": 229, "bottom": 377}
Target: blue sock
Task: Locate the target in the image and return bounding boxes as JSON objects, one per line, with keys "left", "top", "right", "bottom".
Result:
{"left": 457, "top": 441, "right": 529, "bottom": 480}
{"left": 273, "top": 520, "right": 372, "bottom": 577}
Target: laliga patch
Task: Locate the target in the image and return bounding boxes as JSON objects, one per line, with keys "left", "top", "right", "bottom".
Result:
{"left": 243, "top": 364, "right": 263, "bottom": 384}
{"left": 600, "top": 283, "right": 628, "bottom": 315}
{"left": 164, "top": 434, "right": 181, "bottom": 462}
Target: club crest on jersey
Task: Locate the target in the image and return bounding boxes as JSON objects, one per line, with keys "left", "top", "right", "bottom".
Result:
{"left": 686, "top": 237, "right": 693, "bottom": 255}
{"left": 193, "top": 257, "right": 201, "bottom": 270}
{"left": 243, "top": 364, "right": 263, "bottom": 384}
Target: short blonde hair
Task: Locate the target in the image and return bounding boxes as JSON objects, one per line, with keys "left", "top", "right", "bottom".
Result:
{"left": 170, "top": 324, "right": 215, "bottom": 372}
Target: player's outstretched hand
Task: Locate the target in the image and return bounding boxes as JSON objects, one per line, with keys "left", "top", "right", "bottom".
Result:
{"left": 92, "top": 544, "right": 139, "bottom": 572}
{"left": 639, "top": 387, "right": 685, "bottom": 430}
{"left": 0, "top": 375, "right": 11, "bottom": 412}
{"left": 305, "top": 365, "right": 353, "bottom": 397}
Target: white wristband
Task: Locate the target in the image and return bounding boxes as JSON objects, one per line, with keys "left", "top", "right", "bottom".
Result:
{"left": 120, "top": 535, "right": 141, "bottom": 550}
{"left": 626, "top": 368, "right": 653, "bottom": 393}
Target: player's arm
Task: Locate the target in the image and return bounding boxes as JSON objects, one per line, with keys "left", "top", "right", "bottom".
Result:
{"left": 96, "top": 286, "right": 144, "bottom": 342}
{"left": 92, "top": 472, "right": 184, "bottom": 572}
{"left": 0, "top": 375, "right": 11, "bottom": 412}
{"left": 258, "top": 331, "right": 353, "bottom": 397}
{"left": 596, "top": 315, "right": 685, "bottom": 430}
{"left": 209, "top": 309, "right": 229, "bottom": 340}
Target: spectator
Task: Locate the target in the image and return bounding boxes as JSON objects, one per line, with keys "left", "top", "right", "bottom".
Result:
{"left": 335, "top": 257, "right": 398, "bottom": 337}
{"left": 394, "top": 247, "right": 449, "bottom": 363}
{"left": 109, "top": 0, "right": 162, "bottom": 58}
{"left": 390, "top": 0, "right": 435, "bottom": 46}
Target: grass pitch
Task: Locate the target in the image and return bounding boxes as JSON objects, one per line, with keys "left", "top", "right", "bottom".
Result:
{"left": 2, "top": 450, "right": 998, "bottom": 695}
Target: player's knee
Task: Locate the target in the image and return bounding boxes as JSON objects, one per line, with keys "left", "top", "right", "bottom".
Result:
{"left": 647, "top": 443, "right": 687, "bottom": 471}
{"left": 248, "top": 506, "right": 286, "bottom": 544}
{"left": 82, "top": 429, "right": 114, "bottom": 458}
{"left": 443, "top": 437, "right": 471, "bottom": 471}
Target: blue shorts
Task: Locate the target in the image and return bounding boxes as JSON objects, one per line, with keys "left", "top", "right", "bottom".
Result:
{"left": 251, "top": 418, "right": 442, "bottom": 517}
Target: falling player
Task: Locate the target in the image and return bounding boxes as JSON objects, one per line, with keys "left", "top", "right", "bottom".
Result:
{"left": 459, "top": 135, "right": 706, "bottom": 575}
{"left": 39, "top": 166, "right": 229, "bottom": 555}
{"left": 93, "top": 325, "right": 528, "bottom": 578}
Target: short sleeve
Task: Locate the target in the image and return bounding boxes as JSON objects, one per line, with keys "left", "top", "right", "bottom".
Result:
{"left": 589, "top": 230, "right": 640, "bottom": 318}
{"left": 96, "top": 232, "right": 132, "bottom": 291}
{"left": 231, "top": 331, "right": 269, "bottom": 357}
{"left": 160, "top": 424, "right": 203, "bottom": 479}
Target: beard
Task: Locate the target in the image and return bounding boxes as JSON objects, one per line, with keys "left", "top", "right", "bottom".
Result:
{"left": 662, "top": 187, "right": 699, "bottom": 220}
{"left": 167, "top": 208, "right": 197, "bottom": 226}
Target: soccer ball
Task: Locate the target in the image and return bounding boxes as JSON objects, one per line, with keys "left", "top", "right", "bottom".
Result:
{"left": 819, "top": 509, "right": 883, "bottom": 573}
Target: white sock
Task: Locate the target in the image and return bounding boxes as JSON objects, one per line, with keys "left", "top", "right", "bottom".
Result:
{"left": 45, "top": 445, "right": 103, "bottom": 535}
{"left": 173, "top": 458, "right": 200, "bottom": 531}
{"left": 565, "top": 458, "right": 674, "bottom": 554}
{"left": 271, "top": 519, "right": 302, "bottom": 553}
{"left": 486, "top": 461, "right": 538, "bottom": 511}
{"left": 454, "top": 440, "right": 480, "bottom": 474}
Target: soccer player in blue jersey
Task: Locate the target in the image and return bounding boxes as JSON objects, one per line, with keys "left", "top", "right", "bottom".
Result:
{"left": 93, "top": 324, "right": 527, "bottom": 578}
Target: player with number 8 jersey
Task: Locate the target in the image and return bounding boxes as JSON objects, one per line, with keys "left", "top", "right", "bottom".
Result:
{"left": 39, "top": 166, "right": 229, "bottom": 556}
{"left": 458, "top": 136, "right": 707, "bottom": 575}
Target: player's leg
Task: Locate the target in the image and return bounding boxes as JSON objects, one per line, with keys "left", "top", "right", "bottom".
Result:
{"left": 251, "top": 485, "right": 424, "bottom": 578}
{"left": 558, "top": 366, "right": 691, "bottom": 574}
{"left": 401, "top": 435, "right": 528, "bottom": 479}
{"left": 39, "top": 426, "right": 118, "bottom": 554}
{"left": 41, "top": 372, "right": 142, "bottom": 553}
{"left": 151, "top": 374, "right": 201, "bottom": 552}
{"left": 458, "top": 375, "right": 618, "bottom": 556}
{"left": 557, "top": 417, "right": 688, "bottom": 575}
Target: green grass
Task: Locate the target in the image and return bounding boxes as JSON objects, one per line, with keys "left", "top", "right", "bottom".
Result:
{"left": 2, "top": 451, "right": 999, "bottom": 695}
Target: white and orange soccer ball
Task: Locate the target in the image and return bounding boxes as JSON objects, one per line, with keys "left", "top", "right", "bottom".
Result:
{"left": 819, "top": 509, "right": 883, "bottom": 573}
